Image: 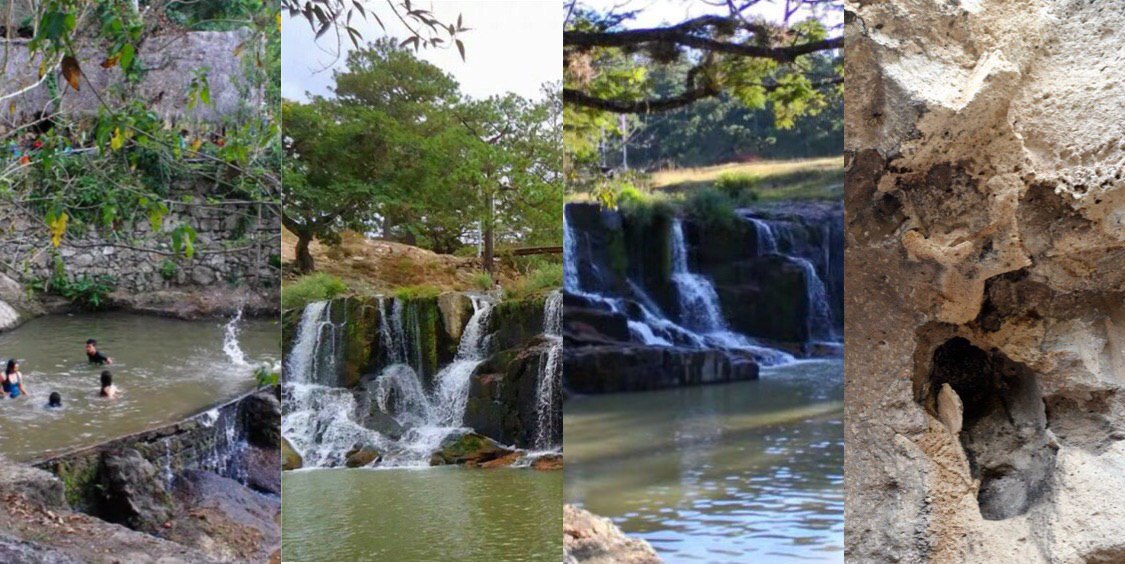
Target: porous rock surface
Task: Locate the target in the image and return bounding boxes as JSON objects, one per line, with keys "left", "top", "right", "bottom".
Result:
{"left": 845, "top": 0, "right": 1124, "bottom": 562}
{"left": 563, "top": 504, "right": 660, "bottom": 564}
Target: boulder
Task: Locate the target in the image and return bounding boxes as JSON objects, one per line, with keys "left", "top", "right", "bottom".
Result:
{"left": 0, "top": 457, "right": 67, "bottom": 511}
{"left": 97, "top": 449, "right": 172, "bottom": 534}
{"left": 281, "top": 438, "right": 302, "bottom": 471}
{"left": 430, "top": 431, "right": 513, "bottom": 466}
{"left": 479, "top": 452, "right": 522, "bottom": 469}
{"left": 563, "top": 306, "right": 631, "bottom": 344}
{"left": 239, "top": 446, "right": 281, "bottom": 495}
{"left": 344, "top": 446, "right": 381, "bottom": 468}
{"left": 532, "top": 454, "right": 563, "bottom": 471}
{"left": 164, "top": 470, "right": 280, "bottom": 563}
{"left": 240, "top": 389, "right": 282, "bottom": 449}
{"left": 564, "top": 505, "right": 660, "bottom": 564}
{"left": 564, "top": 345, "right": 758, "bottom": 394}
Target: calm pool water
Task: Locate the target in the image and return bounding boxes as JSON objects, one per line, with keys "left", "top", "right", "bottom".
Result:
{"left": 0, "top": 312, "right": 279, "bottom": 461}
{"left": 282, "top": 467, "right": 563, "bottom": 562}
{"left": 565, "top": 359, "right": 844, "bottom": 563}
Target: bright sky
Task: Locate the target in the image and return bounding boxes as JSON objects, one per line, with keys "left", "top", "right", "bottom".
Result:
{"left": 282, "top": 1, "right": 562, "bottom": 102}
{"left": 576, "top": 0, "right": 842, "bottom": 29}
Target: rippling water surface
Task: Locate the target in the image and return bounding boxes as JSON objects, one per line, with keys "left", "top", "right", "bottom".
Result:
{"left": 0, "top": 312, "right": 279, "bottom": 460}
{"left": 282, "top": 467, "right": 563, "bottom": 562}
{"left": 565, "top": 358, "right": 844, "bottom": 563}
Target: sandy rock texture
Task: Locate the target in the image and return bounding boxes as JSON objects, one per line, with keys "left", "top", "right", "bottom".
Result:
{"left": 563, "top": 505, "right": 660, "bottom": 564}
{"left": 845, "top": 0, "right": 1124, "bottom": 562}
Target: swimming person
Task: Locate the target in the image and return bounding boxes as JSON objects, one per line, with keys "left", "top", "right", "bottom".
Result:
{"left": 5, "top": 359, "right": 25, "bottom": 399}
{"left": 48, "top": 392, "right": 62, "bottom": 408}
{"left": 86, "top": 339, "right": 113, "bottom": 365}
{"left": 99, "top": 371, "right": 118, "bottom": 399}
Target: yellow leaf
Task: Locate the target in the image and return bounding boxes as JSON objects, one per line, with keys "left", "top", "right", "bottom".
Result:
{"left": 189, "top": 138, "right": 202, "bottom": 152}
{"left": 61, "top": 55, "right": 82, "bottom": 91}
{"left": 110, "top": 127, "right": 124, "bottom": 150}
{"left": 48, "top": 212, "right": 68, "bottom": 248}
{"left": 7, "top": 102, "right": 14, "bottom": 115}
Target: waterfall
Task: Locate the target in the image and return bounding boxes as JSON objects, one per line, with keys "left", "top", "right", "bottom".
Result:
{"left": 222, "top": 307, "right": 249, "bottom": 367}
{"left": 283, "top": 300, "right": 385, "bottom": 468}
{"left": 670, "top": 219, "right": 733, "bottom": 335}
{"left": 432, "top": 296, "right": 493, "bottom": 426}
{"left": 367, "top": 294, "right": 497, "bottom": 465}
{"left": 744, "top": 217, "right": 779, "bottom": 254}
{"left": 534, "top": 291, "right": 563, "bottom": 450}
{"left": 796, "top": 258, "right": 834, "bottom": 342}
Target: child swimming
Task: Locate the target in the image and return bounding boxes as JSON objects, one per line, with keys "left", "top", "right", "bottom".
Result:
{"left": 99, "top": 370, "right": 118, "bottom": 399}
{"left": 4, "top": 359, "right": 26, "bottom": 399}
{"left": 86, "top": 339, "right": 113, "bottom": 365}
{"left": 48, "top": 392, "right": 62, "bottom": 408}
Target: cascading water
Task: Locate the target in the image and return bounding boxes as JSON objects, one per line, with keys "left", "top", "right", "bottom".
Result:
{"left": 670, "top": 219, "right": 733, "bottom": 335}
{"left": 742, "top": 213, "right": 840, "bottom": 342}
{"left": 283, "top": 300, "right": 385, "bottom": 467}
{"left": 222, "top": 307, "right": 250, "bottom": 367}
{"left": 534, "top": 291, "right": 563, "bottom": 450}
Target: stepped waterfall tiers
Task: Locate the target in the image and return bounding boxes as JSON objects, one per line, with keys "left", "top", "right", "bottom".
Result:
{"left": 563, "top": 200, "right": 844, "bottom": 393}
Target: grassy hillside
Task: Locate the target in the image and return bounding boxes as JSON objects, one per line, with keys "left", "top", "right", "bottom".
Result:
{"left": 650, "top": 156, "right": 843, "bottom": 201}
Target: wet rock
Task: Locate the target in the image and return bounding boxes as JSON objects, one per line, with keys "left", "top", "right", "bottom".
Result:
{"left": 564, "top": 505, "right": 660, "bottom": 564}
{"left": 239, "top": 446, "right": 281, "bottom": 495}
{"left": 240, "top": 390, "right": 282, "bottom": 449}
{"left": 165, "top": 470, "right": 280, "bottom": 563}
{"left": 564, "top": 345, "right": 758, "bottom": 394}
{"left": 344, "top": 446, "right": 381, "bottom": 468}
{"left": 437, "top": 292, "right": 475, "bottom": 343}
{"left": 532, "top": 454, "right": 563, "bottom": 471}
{"left": 563, "top": 306, "right": 631, "bottom": 344}
{"left": 479, "top": 452, "right": 522, "bottom": 469}
{"left": 97, "top": 449, "right": 172, "bottom": 534}
{"left": 430, "top": 431, "right": 513, "bottom": 466}
{"left": 281, "top": 438, "right": 302, "bottom": 471}
{"left": 363, "top": 407, "right": 405, "bottom": 441}
{"left": 465, "top": 337, "right": 562, "bottom": 449}
{"left": 0, "top": 534, "right": 79, "bottom": 564}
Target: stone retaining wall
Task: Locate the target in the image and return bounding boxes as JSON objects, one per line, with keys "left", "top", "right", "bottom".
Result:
{"left": 1, "top": 198, "right": 279, "bottom": 295}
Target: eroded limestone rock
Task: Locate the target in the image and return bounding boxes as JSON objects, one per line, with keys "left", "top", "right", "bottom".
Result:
{"left": 845, "top": 0, "right": 1125, "bottom": 561}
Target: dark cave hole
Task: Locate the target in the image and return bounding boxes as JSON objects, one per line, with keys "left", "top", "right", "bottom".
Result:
{"left": 928, "top": 337, "right": 1057, "bottom": 521}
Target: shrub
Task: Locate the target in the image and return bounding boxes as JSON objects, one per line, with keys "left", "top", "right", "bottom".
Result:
{"left": 507, "top": 263, "right": 563, "bottom": 300}
{"left": 684, "top": 187, "right": 738, "bottom": 229}
{"left": 57, "top": 274, "right": 117, "bottom": 310}
{"left": 470, "top": 271, "right": 494, "bottom": 291}
{"left": 159, "top": 259, "right": 178, "bottom": 280}
{"left": 281, "top": 272, "right": 348, "bottom": 310}
{"left": 393, "top": 284, "right": 442, "bottom": 301}
{"left": 714, "top": 172, "right": 760, "bottom": 199}
{"left": 617, "top": 184, "right": 675, "bottom": 227}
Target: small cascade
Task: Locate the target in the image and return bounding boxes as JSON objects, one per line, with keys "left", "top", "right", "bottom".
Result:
{"left": 285, "top": 301, "right": 343, "bottom": 386}
{"left": 670, "top": 219, "right": 732, "bottom": 334}
{"left": 431, "top": 296, "right": 494, "bottom": 426}
{"left": 795, "top": 258, "right": 834, "bottom": 341}
{"left": 222, "top": 307, "right": 250, "bottom": 367}
{"left": 741, "top": 213, "right": 840, "bottom": 342}
{"left": 534, "top": 291, "right": 563, "bottom": 450}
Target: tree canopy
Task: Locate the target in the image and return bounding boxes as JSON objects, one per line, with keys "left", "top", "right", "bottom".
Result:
{"left": 282, "top": 39, "right": 561, "bottom": 273}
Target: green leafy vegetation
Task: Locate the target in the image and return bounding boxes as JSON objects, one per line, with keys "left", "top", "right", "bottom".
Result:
{"left": 283, "top": 39, "right": 561, "bottom": 273}
{"left": 470, "top": 271, "right": 494, "bottom": 291}
{"left": 393, "top": 285, "right": 443, "bottom": 301}
{"left": 281, "top": 273, "right": 348, "bottom": 310}
{"left": 684, "top": 188, "right": 738, "bottom": 230}
{"left": 505, "top": 263, "right": 563, "bottom": 300}
{"left": 255, "top": 365, "right": 280, "bottom": 388}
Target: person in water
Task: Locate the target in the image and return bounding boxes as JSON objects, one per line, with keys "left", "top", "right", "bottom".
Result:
{"left": 4, "top": 359, "right": 26, "bottom": 399}
{"left": 48, "top": 392, "right": 62, "bottom": 408}
{"left": 99, "top": 370, "right": 118, "bottom": 399}
{"left": 86, "top": 339, "right": 112, "bottom": 365}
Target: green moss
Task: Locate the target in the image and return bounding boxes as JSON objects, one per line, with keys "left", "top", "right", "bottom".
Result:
{"left": 56, "top": 458, "right": 100, "bottom": 510}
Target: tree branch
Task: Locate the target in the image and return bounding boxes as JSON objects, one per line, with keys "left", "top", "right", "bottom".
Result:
{"left": 565, "top": 76, "right": 840, "bottom": 114}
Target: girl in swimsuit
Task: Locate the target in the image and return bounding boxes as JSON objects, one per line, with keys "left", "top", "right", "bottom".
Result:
{"left": 5, "top": 359, "right": 25, "bottom": 399}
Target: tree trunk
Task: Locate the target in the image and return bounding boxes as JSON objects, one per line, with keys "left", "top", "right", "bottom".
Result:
{"left": 295, "top": 232, "right": 315, "bottom": 273}
{"left": 482, "top": 222, "right": 494, "bottom": 274}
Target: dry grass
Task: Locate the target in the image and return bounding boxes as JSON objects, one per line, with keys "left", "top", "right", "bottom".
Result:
{"left": 651, "top": 156, "right": 844, "bottom": 201}
{"left": 281, "top": 229, "right": 544, "bottom": 295}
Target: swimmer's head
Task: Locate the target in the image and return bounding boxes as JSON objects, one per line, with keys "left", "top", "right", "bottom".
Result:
{"left": 100, "top": 370, "right": 112, "bottom": 388}
{"left": 48, "top": 392, "right": 61, "bottom": 408}
{"left": 86, "top": 339, "right": 97, "bottom": 354}
{"left": 6, "top": 359, "right": 16, "bottom": 374}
